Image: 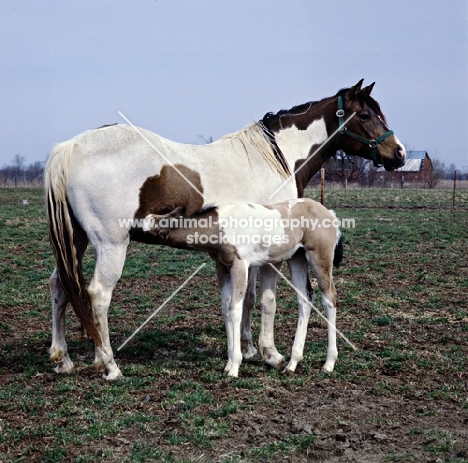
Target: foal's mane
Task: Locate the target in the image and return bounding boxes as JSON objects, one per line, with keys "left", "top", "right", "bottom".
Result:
{"left": 185, "top": 204, "right": 218, "bottom": 219}
{"left": 164, "top": 204, "right": 218, "bottom": 221}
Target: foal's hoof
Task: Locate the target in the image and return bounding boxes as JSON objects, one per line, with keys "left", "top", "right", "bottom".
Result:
{"left": 264, "top": 354, "right": 287, "bottom": 371}
{"left": 321, "top": 363, "right": 335, "bottom": 374}
{"left": 53, "top": 358, "right": 74, "bottom": 374}
{"left": 223, "top": 368, "right": 239, "bottom": 378}
{"left": 242, "top": 343, "right": 258, "bottom": 360}
{"left": 102, "top": 367, "right": 123, "bottom": 381}
{"left": 223, "top": 363, "right": 239, "bottom": 377}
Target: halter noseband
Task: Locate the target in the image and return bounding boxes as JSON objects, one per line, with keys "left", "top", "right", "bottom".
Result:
{"left": 336, "top": 95, "right": 394, "bottom": 167}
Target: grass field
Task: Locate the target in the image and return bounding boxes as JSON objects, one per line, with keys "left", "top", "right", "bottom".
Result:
{"left": 0, "top": 187, "right": 467, "bottom": 462}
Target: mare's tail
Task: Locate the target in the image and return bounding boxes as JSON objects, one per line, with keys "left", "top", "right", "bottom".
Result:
{"left": 45, "top": 141, "right": 102, "bottom": 347}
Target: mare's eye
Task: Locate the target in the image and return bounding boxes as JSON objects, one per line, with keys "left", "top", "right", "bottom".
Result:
{"left": 359, "top": 113, "right": 370, "bottom": 121}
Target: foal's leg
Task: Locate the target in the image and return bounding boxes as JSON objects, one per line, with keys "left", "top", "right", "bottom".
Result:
{"left": 283, "top": 252, "right": 315, "bottom": 374}
{"left": 310, "top": 254, "right": 338, "bottom": 373}
{"left": 216, "top": 259, "right": 248, "bottom": 376}
{"left": 49, "top": 268, "right": 74, "bottom": 373}
{"left": 241, "top": 266, "right": 258, "bottom": 360}
{"left": 228, "top": 259, "right": 249, "bottom": 376}
{"left": 216, "top": 259, "right": 247, "bottom": 377}
{"left": 89, "top": 240, "right": 129, "bottom": 380}
{"left": 321, "top": 287, "right": 338, "bottom": 373}
{"left": 258, "top": 263, "right": 285, "bottom": 369}
{"left": 215, "top": 263, "right": 234, "bottom": 373}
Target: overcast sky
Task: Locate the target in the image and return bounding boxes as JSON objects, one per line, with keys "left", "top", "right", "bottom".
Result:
{"left": 1, "top": 1, "right": 467, "bottom": 171}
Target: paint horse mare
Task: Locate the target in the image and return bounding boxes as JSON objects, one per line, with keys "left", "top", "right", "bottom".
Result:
{"left": 45, "top": 79, "right": 405, "bottom": 379}
{"left": 140, "top": 198, "right": 343, "bottom": 377}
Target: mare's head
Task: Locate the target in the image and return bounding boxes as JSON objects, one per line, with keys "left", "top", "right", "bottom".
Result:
{"left": 335, "top": 79, "right": 406, "bottom": 171}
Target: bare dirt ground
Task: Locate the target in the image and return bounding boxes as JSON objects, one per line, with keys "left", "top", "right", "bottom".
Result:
{"left": 2, "top": 281, "right": 466, "bottom": 463}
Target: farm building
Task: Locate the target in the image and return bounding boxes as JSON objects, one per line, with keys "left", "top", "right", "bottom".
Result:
{"left": 308, "top": 151, "right": 436, "bottom": 188}
{"left": 375, "top": 151, "right": 433, "bottom": 186}
{"left": 321, "top": 150, "right": 369, "bottom": 185}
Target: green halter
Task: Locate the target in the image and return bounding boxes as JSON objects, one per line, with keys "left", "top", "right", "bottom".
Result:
{"left": 337, "top": 95, "right": 394, "bottom": 167}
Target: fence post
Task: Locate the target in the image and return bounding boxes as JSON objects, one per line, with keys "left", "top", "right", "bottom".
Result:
{"left": 320, "top": 168, "right": 325, "bottom": 205}
{"left": 452, "top": 170, "right": 457, "bottom": 210}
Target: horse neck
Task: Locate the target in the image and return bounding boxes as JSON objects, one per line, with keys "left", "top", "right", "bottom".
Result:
{"left": 274, "top": 97, "right": 339, "bottom": 196}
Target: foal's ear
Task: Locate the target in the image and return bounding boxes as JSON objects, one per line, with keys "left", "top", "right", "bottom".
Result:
{"left": 166, "top": 206, "right": 186, "bottom": 218}
{"left": 362, "top": 82, "right": 375, "bottom": 96}
{"left": 350, "top": 79, "right": 364, "bottom": 99}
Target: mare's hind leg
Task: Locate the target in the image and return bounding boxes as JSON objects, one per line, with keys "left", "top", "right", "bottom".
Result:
{"left": 49, "top": 268, "right": 74, "bottom": 373}
{"left": 283, "top": 251, "right": 315, "bottom": 374}
{"left": 49, "top": 228, "right": 88, "bottom": 374}
{"left": 89, "top": 240, "right": 129, "bottom": 380}
{"left": 258, "top": 263, "right": 285, "bottom": 369}
{"left": 240, "top": 266, "right": 258, "bottom": 360}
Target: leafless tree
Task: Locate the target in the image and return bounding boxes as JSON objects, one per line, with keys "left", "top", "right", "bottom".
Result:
{"left": 12, "top": 154, "right": 26, "bottom": 188}
{"left": 425, "top": 157, "right": 446, "bottom": 189}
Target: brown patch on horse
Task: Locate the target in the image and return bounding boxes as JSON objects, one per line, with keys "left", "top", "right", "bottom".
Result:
{"left": 262, "top": 101, "right": 317, "bottom": 133}
{"left": 135, "top": 164, "right": 204, "bottom": 219}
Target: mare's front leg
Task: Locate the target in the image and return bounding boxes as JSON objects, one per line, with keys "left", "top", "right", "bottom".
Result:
{"left": 283, "top": 251, "right": 314, "bottom": 374}
{"left": 258, "top": 263, "right": 285, "bottom": 369}
{"left": 216, "top": 259, "right": 248, "bottom": 377}
{"left": 241, "top": 266, "right": 258, "bottom": 360}
{"left": 89, "top": 241, "right": 128, "bottom": 380}
{"left": 49, "top": 268, "right": 74, "bottom": 373}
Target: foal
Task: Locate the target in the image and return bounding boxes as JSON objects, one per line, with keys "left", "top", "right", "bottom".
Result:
{"left": 142, "top": 198, "right": 342, "bottom": 377}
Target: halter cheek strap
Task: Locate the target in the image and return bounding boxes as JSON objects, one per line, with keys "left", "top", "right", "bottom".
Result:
{"left": 337, "top": 95, "right": 394, "bottom": 167}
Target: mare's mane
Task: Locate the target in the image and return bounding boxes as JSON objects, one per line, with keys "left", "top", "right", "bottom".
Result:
{"left": 221, "top": 123, "right": 291, "bottom": 179}
{"left": 262, "top": 87, "right": 388, "bottom": 130}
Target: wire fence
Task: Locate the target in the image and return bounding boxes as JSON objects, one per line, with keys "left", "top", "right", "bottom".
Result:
{"left": 306, "top": 181, "right": 468, "bottom": 210}
{"left": 1, "top": 182, "right": 468, "bottom": 211}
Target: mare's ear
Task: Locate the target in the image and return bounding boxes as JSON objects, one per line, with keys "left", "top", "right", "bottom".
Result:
{"left": 349, "top": 78, "right": 364, "bottom": 99}
{"left": 362, "top": 82, "right": 375, "bottom": 96}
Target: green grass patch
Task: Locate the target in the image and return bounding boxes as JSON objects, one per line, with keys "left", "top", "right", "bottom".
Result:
{"left": 1, "top": 187, "right": 467, "bottom": 461}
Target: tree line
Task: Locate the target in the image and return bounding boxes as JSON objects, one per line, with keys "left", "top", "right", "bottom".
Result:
{"left": 309, "top": 152, "right": 466, "bottom": 189}
{"left": 1, "top": 151, "right": 465, "bottom": 189}
{"left": 0, "top": 155, "right": 45, "bottom": 187}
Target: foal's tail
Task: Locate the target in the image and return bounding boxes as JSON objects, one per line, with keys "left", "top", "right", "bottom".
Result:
{"left": 333, "top": 232, "right": 343, "bottom": 268}
{"left": 45, "top": 141, "right": 102, "bottom": 347}
{"left": 329, "top": 209, "right": 343, "bottom": 269}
